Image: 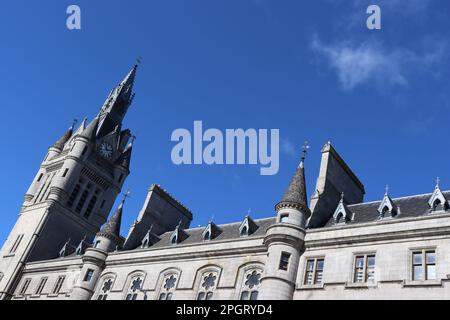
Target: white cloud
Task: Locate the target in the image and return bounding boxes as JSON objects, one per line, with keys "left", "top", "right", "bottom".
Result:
{"left": 311, "top": 36, "right": 447, "bottom": 91}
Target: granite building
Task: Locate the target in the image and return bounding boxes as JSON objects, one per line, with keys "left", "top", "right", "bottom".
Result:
{"left": 1, "top": 65, "right": 449, "bottom": 300}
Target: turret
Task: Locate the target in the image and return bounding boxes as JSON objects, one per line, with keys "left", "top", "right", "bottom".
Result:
{"left": 70, "top": 194, "right": 127, "bottom": 300}
{"left": 259, "top": 142, "right": 311, "bottom": 300}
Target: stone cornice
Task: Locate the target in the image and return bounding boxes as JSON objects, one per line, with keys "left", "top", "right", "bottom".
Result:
{"left": 105, "top": 245, "right": 267, "bottom": 267}
{"left": 275, "top": 201, "right": 311, "bottom": 215}
{"left": 305, "top": 225, "right": 450, "bottom": 249}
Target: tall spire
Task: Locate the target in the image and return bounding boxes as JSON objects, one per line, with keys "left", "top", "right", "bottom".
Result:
{"left": 276, "top": 142, "right": 310, "bottom": 213}
{"left": 97, "top": 65, "right": 138, "bottom": 138}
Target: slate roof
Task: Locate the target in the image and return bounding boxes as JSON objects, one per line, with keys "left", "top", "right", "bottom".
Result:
{"left": 278, "top": 161, "right": 308, "bottom": 208}
{"left": 324, "top": 191, "right": 450, "bottom": 227}
{"left": 130, "top": 217, "right": 276, "bottom": 251}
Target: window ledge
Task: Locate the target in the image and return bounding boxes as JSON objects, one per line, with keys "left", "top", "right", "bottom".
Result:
{"left": 2, "top": 254, "right": 15, "bottom": 258}
{"left": 297, "top": 284, "right": 324, "bottom": 290}
{"left": 345, "top": 282, "right": 377, "bottom": 289}
{"left": 403, "top": 280, "right": 442, "bottom": 287}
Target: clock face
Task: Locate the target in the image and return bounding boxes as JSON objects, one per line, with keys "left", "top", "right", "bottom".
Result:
{"left": 99, "top": 142, "right": 113, "bottom": 159}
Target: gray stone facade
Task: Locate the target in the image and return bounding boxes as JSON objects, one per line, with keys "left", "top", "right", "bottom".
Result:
{"left": 1, "top": 65, "right": 449, "bottom": 300}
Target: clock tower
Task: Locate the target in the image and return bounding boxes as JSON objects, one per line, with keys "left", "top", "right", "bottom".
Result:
{"left": 0, "top": 65, "right": 138, "bottom": 299}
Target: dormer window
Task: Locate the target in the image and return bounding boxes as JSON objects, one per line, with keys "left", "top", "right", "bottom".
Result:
{"left": 202, "top": 222, "right": 221, "bottom": 241}
{"left": 239, "top": 216, "right": 258, "bottom": 237}
{"left": 171, "top": 235, "right": 177, "bottom": 245}
{"left": 378, "top": 190, "right": 398, "bottom": 219}
{"left": 280, "top": 214, "right": 289, "bottom": 223}
{"left": 333, "top": 194, "right": 353, "bottom": 225}
{"left": 428, "top": 181, "right": 449, "bottom": 212}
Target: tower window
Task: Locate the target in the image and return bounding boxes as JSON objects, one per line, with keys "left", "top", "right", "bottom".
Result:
{"left": 84, "top": 196, "right": 97, "bottom": 219}
{"left": 19, "top": 279, "right": 31, "bottom": 296}
{"left": 76, "top": 190, "right": 89, "bottom": 213}
{"left": 84, "top": 269, "right": 95, "bottom": 282}
{"left": 118, "top": 173, "right": 124, "bottom": 183}
{"left": 52, "top": 276, "right": 65, "bottom": 294}
{"left": 280, "top": 214, "right": 289, "bottom": 223}
{"left": 35, "top": 278, "right": 48, "bottom": 295}
{"left": 62, "top": 169, "right": 69, "bottom": 178}
{"left": 100, "top": 200, "right": 106, "bottom": 209}
{"left": 82, "top": 146, "right": 88, "bottom": 156}
{"left": 37, "top": 173, "right": 44, "bottom": 182}
{"left": 67, "top": 184, "right": 81, "bottom": 207}
{"left": 279, "top": 252, "right": 291, "bottom": 271}
{"left": 9, "top": 234, "right": 24, "bottom": 254}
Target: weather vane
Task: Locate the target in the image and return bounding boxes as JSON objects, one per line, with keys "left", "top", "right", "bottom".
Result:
{"left": 136, "top": 56, "right": 143, "bottom": 65}
{"left": 385, "top": 184, "right": 389, "bottom": 195}
{"left": 436, "top": 177, "right": 441, "bottom": 188}
{"left": 301, "top": 141, "right": 310, "bottom": 160}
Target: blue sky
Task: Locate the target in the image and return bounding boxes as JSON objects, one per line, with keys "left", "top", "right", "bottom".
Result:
{"left": 1, "top": 0, "right": 450, "bottom": 242}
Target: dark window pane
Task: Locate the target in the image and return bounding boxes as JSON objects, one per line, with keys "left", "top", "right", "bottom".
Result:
{"left": 159, "top": 293, "right": 166, "bottom": 300}
{"left": 316, "top": 259, "right": 324, "bottom": 271}
{"left": 250, "top": 291, "right": 259, "bottom": 300}
{"left": 167, "top": 293, "right": 173, "bottom": 300}
{"left": 367, "top": 256, "right": 376, "bottom": 267}
{"left": 206, "top": 292, "right": 214, "bottom": 300}
{"left": 197, "top": 292, "right": 205, "bottom": 300}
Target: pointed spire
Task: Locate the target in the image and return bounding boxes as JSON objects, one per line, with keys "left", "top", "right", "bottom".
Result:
{"left": 52, "top": 125, "right": 74, "bottom": 151}
{"left": 97, "top": 65, "right": 138, "bottom": 137}
{"left": 276, "top": 142, "right": 310, "bottom": 213}
{"left": 98, "top": 192, "right": 129, "bottom": 244}
{"left": 80, "top": 117, "right": 99, "bottom": 140}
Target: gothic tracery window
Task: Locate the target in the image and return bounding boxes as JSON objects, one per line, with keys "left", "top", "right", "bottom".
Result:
{"left": 159, "top": 274, "right": 178, "bottom": 300}
{"left": 125, "top": 277, "right": 143, "bottom": 300}
{"left": 98, "top": 278, "right": 113, "bottom": 300}
{"left": 240, "top": 270, "right": 262, "bottom": 300}
{"left": 197, "top": 272, "right": 218, "bottom": 300}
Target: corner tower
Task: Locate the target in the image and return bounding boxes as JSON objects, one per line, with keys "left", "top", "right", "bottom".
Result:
{"left": 0, "top": 65, "right": 139, "bottom": 299}
{"left": 259, "top": 143, "right": 311, "bottom": 300}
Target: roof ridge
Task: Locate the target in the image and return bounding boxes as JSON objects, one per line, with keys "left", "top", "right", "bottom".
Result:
{"left": 348, "top": 190, "right": 450, "bottom": 207}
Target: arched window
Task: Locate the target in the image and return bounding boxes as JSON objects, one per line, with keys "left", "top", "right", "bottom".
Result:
{"left": 159, "top": 274, "right": 178, "bottom": 300}
{"left": 240, "top": 226, "right": 248, "bottom": 237}
{"left": 171, "top": 235, "right": 177, "bottom": 245}
{"left": 335, "top": 212, "right": 343, "bottom": 224}
{"left": 381, "top": 206, "right": 390, "bottom": 217}
{"left": 97, "top": 278, "right": 114, "bottom": 300}
{"left": 239, "top": 270, "right": 262, "bottom": 300}
{"left": 433, "top": 199, "right": 442, "bottom": 211}
{"left": 125, "top": 277, "right": 143, "bottom": 300}
{"left": 203, "top": 231, "right": 211, "bottom": 241}
{"left": 196, "top": 273, "right": 218, "bottom": 300}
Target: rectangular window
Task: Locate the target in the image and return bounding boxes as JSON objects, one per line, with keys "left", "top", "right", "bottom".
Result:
{"left": 279, "top": 252, "right": 291, "bottom": 271}
{"left": 280, "top": 214, "right": 289, "bottom": 223}
{"left": 53, "top": 276, "right": 65, "bottom": 294}
{"left": 100, "top": 200, "right": 106, "bottom": 209}
{"left": 9, "top": 234, "right": 24, "bottom": 254}
{"left": 37, "top": 173, "right": 44, "bottom": 182}
{"left": 304, "top": 258, "right": 325, "bottom": 285}
{"left": 353, "top": 254, "right": 376, "bottom": 283}
{"left": 67, "top": 184, "right": 81, "bottom": 207}
{"left": 19, "top": 279, "right": 31, "bottom": 296}
{"left": 412, "top": 250, "right": 436, "bottom": 281}
{"left": 62, "top": 169, "right": 69, "bottom": 178}
{"left": 35, "top": 278, "right": 48, "bottom": 295}
{"left": 84, "top": 269, "right": 95, "bottom": 282}
{"left": 76, "top": 189, "right": 89, "bottom": 213}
